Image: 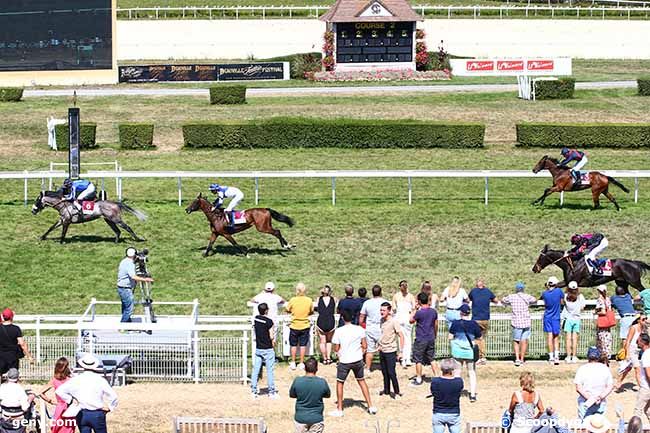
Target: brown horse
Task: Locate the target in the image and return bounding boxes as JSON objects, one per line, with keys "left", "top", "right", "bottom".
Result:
{"left": 185, "top": 193, "right": 295, "bottom": 256}
{"left": 532, "top": 155, "right": 629, "bottom": 210}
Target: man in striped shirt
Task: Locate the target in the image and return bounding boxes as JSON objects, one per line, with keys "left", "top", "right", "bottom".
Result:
{"left": 501, "top": 282, "right": 537, "bottom": 366}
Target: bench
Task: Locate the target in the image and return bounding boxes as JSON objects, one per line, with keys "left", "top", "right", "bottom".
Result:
{"left": 172, "top": 417, "right": 267, "bottom": 433}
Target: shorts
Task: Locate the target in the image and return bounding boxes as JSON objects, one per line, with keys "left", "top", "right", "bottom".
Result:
{"left": 336, "top": 360, "right": 365, "bottom": 382}
{"left": 412, "top": 339, "right": 436, "bottom": 365}
{"left": 564, "top": 318, "right": 581, "bottom": 333}
{"left": 365, "top": 326, "right": 381, "bottom": 353}
{"left": 295, "top": 421, "right": 324, "bottom": 433}
{"left": 543, "top": 317, "right": 561, "bottom": 335}
{"left": 619, "top": 315, "right": 637, "bottom": 340}
{"left": 289, "top": 328, "right": 310, "bottom": 347}
{"left": 512, "top": 327, "right": 531, "bottom": 342}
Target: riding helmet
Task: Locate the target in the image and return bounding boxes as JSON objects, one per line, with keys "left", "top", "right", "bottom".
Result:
{"left": 570, "top": 234, "right": 582, "bottom": 244}
{"left": 560, "top": 147, "right": 569, "bottom": 155}
{"left": 209, "top": 183, "right": 220, "bottom": 192}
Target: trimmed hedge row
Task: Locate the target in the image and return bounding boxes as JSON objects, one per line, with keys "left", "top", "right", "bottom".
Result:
{"left": 209, "top": 85, "right": 246, "bottom": 104}
{"left": 639, "top": 77, "right": 650, "bottom": 96}
{"left": 0, "top": 87, "right": 23, "bottom": 102}
{"left": 516, "top": 123, "right": 650, "bottom": 148}
{"left": 54, "top": 123, "right": 98, "bottom": 150}
{"left": 182, "top": 118, "right": 485, "bottom": 149}
{"left": 119, "top": 123, "right": 155, "bottom": 149}
{"left": 263, "top": 52, "right": 322, "bottom": 79}
{"left": 534, "top": 78, "right": 575, "bottom": 100}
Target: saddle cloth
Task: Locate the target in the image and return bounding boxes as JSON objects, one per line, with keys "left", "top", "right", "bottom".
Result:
{"left": 232, "top": 210, "right": 246, "bottom": 225}
{"left": 577, "top": 172, "right": 591, "bottom": 185}
{"left": 590, "top": 259, "right": 613, "bottom": 276}
{"left": 81, "top": 201, "right": 96, "bottom": 215}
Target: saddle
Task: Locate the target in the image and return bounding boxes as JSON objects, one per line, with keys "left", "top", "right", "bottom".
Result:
{"left": 588, "top": 258, "right": 612, "bottom": 276}
{"left": 572, "top": 171, "right": 590, "bottom": 188}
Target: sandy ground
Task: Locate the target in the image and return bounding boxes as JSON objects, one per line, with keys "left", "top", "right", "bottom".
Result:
{"left": 33, "top": 361, "right": 643, "bottom": 433}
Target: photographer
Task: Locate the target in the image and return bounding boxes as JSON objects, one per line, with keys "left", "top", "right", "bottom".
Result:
{"left": 116, "top": 247, "right": 153, "bottom": 323}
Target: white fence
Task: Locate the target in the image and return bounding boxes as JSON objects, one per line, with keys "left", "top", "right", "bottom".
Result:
{"left": 1, "top": 169, "right": 648, "bottom": 207}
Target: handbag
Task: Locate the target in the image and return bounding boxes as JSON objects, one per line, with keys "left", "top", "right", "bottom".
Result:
{"left": 597, "top": 303, "right": 616, "bottom": 329}
{"left": 62, "top": 400, "right": 81, "bottom": 418}
{"left": 616, "top": 347, "right": 627, "bottom": 361}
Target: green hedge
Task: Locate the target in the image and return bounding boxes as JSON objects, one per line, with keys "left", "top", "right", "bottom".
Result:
{"left": 0, "top": 87, "right": 23, "bottom": 102}
{"left": 119, "top": 123, "right": 155, "bottom": 149}
{"left": 533, "top": 78, "right": 575, "bottom": 100}
{"left": 54, "top": 123, "right": 98, "bottom": 150}
{"left": 263, "top": 52, "right": 322, "bottom": 79}
{"left": 638, "top": 77, "right": 650, "bottom": 96}
{"left": 516, "top": 123, "right": 650, "bottom": 148}
{"left": 209, "top": 85, "right": 247, "bottom": 104}
{"left": 182, "top": 118, "right": 485, "bottom": 149}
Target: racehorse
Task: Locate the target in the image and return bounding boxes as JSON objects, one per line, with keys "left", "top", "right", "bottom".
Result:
{"left": 32, "top": 191, "right": 147, "bottom": 243}
{"left": 531, "top": 156, "right": 629, "bottom": 210}
{"left": 185, "top": 193, "right": 295, "bottom": 256}
{"left": 532, "top": 244, "right": 649, "bottom": 291}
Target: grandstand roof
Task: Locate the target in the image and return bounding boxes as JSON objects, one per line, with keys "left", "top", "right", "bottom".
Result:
{"left": 319, "top": 0, "right": 423, "bottom": 22}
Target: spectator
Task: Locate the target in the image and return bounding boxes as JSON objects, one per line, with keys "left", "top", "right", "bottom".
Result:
{"left": 502, "top": 282, "right": 537, "bottom": 366}
{"left": 0, "top": 368, "right": 33, "bottom": 428}
{"left": 330, "top": 310, "right": 377, "bottom": 417}
{"left": 595, "top": 285, "right": 615, "bottom": 363}
{"left": 0, "top": 308, "right": 33, "bottom": 375}
{"left": 611, "top": 286, "right": 637, "bottom": 343}
{"left": 634, "top": 333, "right": 650, "bottom": 421}
{"left": 378, "top": 302, "right": 404, "bottom": 399}
{"left": 39, "top": 357, "right": 76, "bottom": 433}
{"left": 531, "top": 407, "right": 569, "bottom": 433}
{"left": 430, "top": 358, "right": 463, "bottom": 433}
{"left": 357, "top": 287, "right": 368, "bottom": 326}
{"left": 315, "top": 285, "right": 336, "bottom": 365}
{"left": 359, "top": 284, "right": 389, "bottom": 373}
{"left": 421, "top": 281, "right": 440, "bottom": 309}
{"left": 541, "top": 276, "right": 563, "bottom": 365}
{"left": 468, "top": 278, "right": 498, "bottom": 364}
{"left": 508, "top": 372, "right": 544, "bottom": 433}
{"left": 636, "top": 288, "right": 650, "bottom": 316}
{"left": 574, "top": 347, "right": 614, "bottom": 420}
{"left": 617, "top": 314, "right": 646, "bottom": 391}
{"left": 337, "top": 284, "right": 359, "bottom": 327}
{"left": 116, "top": 247, "right": 153, "bottom": 323}
{"left": 251, "top": 303, "right": 278, "bottom": 399}
{"left": 250, "top": 281, "right": 286, "bottom": 327}
{"left": 392, "top": 280, "right": 416, "bottom": 368}
{"left": 440, "top": 277, "right": 468, "bottom": 330}
{"left": 410, "top": 292, "right": 439, "bottom": 386}
{"left": 289, "top": 357, "right": 331, "bottom": 433}
{"left": 56, "top": 354, "right": 119, "bottom": 433}
{"left": 286, "top": 283, "right": 314, "bottom": 370}
{"left": 615, "top": 405, "right": 643, "bottom": 433}
{"left": 448, "top": 304, "right": 480, "bottom": 402}
{"left": 562, "top": 281, "right": 586, "bottom": 364}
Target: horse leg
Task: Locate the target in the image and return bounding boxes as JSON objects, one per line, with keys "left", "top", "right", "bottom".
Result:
{"left": 204, "top": 232, "right": 218, "bottom": 257}
{"left": 254, "top": 218, "right": 291, "bottom": 249}
{"left": 60, "top": 223, "right": 70, "bottom": 244}
{"left": 117, "top": 220, "right": 144, "bottom": 242}
{"left": 533, "top": 186, "right": 559, "bottom": 206}
{"left": 615, "top": 280, "right": 629, "bottom": 291}
{"left": 40, "top": 220, "right": 62, "bottom": 241}
{"left": 592, "top": 189, "right": 601, "bottom": 209}
{"left": 603, "top": 190, "right": 621, "bottom": 211}
{"left": 222, "top": 233, "right": 248, "bottom": 256}
{"left": 105, "top": 219, "right": 121, "bottom": 243}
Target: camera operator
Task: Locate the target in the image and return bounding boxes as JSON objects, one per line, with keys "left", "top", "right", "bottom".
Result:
{"left": 116, "top": 247, "right": 153, "bottom": 323}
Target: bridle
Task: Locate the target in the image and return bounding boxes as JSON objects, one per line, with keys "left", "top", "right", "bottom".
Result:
{"left": 535, "top": 250, "right": 574, "bottom": 272}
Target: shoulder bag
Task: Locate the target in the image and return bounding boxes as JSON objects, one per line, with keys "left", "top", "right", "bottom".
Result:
{"left": 596, "top": 301, "right": 616, "bottom": 329}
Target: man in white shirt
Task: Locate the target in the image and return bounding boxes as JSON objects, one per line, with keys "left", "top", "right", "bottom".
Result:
{"left": 56, "top": 354, "right": 119, "bottom": 433}
{"left": 251, "top": 281, "right": 286, "bottom": 325}
{"left": 574, "top": 347, "right": 614, "bottom": 420}
{"left": 359, "top": 284, "right": 389, "bottom": 372}
{"left": 0, "top": 368, "right": 32, "bottom": 421}
{"left": 329, "top": 310, "right": 377, "bottom": 418}
{"left": 634, "top": 333, "right": 650, "bottom": 420}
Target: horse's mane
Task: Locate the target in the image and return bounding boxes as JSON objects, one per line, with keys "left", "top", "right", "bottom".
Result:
{"left": 44, "top": 191, "right": 63, "bottom": 198}
{"left": 547, "top": 157, "right": 561, "bottom": 165}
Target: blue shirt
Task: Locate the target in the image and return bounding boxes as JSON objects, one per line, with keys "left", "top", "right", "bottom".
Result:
{"left": 468, "top": 288, "right": 496, "bottom": 321}
{"left": 414, "top": 307, "right": 438, "bottom": 341}
{"left": 117, "top": 257, "right": 136, "bottom": 288}
{"left": 541, "top": 288, "right": 563, "bottom": 320}
{"left": 430, "top": 377, "right": 464, "bottom": 414}
{"left": 449, "top": 319, "right": 482, "bottom": 342}
{"left": 337, "top": 297, "right": 361, "bottom": 326}
{"left": 611, "top": 294, "right": 635, "bottom": 316}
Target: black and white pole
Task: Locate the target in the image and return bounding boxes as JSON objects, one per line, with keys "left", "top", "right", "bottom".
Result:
{"left": 68, "top": 106, "right": 81, "bottom": 180}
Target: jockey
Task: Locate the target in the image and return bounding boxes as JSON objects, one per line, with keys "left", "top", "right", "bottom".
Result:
{"left": 568, "top": 232, "right": 608, "bottom": 274}
{"left": 209, "top": 183, "right": 244, "bottom": 226}
{"left": 558, "top": 147, "right": 588, "bottom": 183}
{"left": 61, "top": 178, "right": 96, "bottom": 211}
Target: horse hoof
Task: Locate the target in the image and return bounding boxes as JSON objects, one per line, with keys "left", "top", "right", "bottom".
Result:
{"left": 285, "top": 244, "right": 296, "bottom": 250}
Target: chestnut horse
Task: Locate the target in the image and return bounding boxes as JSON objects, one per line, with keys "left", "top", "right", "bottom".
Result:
{"left": 185, "top": 193, "right": 295, "bottom": 256}
{"left": 531, "top": 156, "right": 629, "bottom": 210}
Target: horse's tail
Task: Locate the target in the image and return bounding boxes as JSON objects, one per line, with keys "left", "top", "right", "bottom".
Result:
{"left": 607, "top": 176, "right": 630, "bottom": 193}
{"left": 268, "top": 208, "right": 294, "bottom": 227}
{"left": 639, "top": 261, "right": 650, "bottom": 274}
{"left": 118, "top": 202, "right": 148, "bottom": 222}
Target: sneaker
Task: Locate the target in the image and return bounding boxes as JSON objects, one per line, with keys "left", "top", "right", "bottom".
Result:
{"left": 478, "top": 358, "right": 487, "bottom": 365}
{"left": 394, "top": 393, "right": 403, "bottom": 401}
{"left": 269, "top": 392, "right": 279, "bottom": 400}
{"left": 329, "top": 410, "right": 344, "bottom": 418}
{"left": 289, "top": 362, "right": 297, "bottom": 370}
{"left": 573, "top": 356, "right": 579, "bottom": 363}
{"left": 410, "top": 378, "right": 423, "bottom": 387}
{"left": 368, "top": 406, "right": 378, "bottom": 415}
{"left": 378, "top": 390, "right": 388, "bottom": 396}
{"left": 298, "top": 363, "right": 305, "bottom": 370}
{"left": 565, "top": 357, "right": 572, "bottom": 364}
{"left": 469, "top": 395, "right": 477, "bottom": 403}
{"left": 514, "top": 360, "right": 522, "bottom": 367}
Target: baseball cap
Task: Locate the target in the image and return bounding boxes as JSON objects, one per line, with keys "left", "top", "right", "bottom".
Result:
{"left": 6, "top": 368, "right": 19, "bottom": 381}
{"left": 596, "top": 284, "right": 607, "bottom": 293}
{"left": 264, "top": 281, "right": 275, "bottom": 292}
{"left": 587, "top": 346, "right": 601, "bottom": 360}
{"left": 568, "top": 281, "right": 578, "bottom": 290}
{"left": 125, "top": 247, "right": 136, "bottom": 258}
{"left": 1, "top": 308, "right": 14, "bottom": 321}
{"left": 459, "top": 304, "right": 471, "bottom": 315}
{"left": 547, "top": 276, "right": 559, "bottom": 286}
{"left": 515, "top": 282, "right": 525, "bottom": 292}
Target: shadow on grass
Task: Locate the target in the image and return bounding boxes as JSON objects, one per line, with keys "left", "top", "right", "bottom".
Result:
{"left": 193, "top": 244, "right": 290, "bottom": 257}
{"left": 41, "top": 235, "right": 122, "bottom": 243}
{"left": 535, "top": 202, "right": 619, "bottom": 211}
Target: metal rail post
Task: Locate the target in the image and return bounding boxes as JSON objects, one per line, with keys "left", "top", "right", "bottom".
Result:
{"left": 35, "top": 317, "right": 41, "bottom": 363}
{"left": 484, "top": 176, "right": 489, "bottom": 206}
{"left": 255, "top": 177, "right": 259, "bottom": 205}
{"left": 560, "top": 191, "right": 564, "bottom": 206}
{"left": 408, "top": 176, "right": 412, "bottom": 205}
{"left": 24, "top": 171, "right": 28, "bottom": 206}
{"left": 332, "top": 177, "right": 336, "bottom": 206}
{"left": 242, "top": 330, "right": 249, "bottom": 385}
{"left": 178, "top": 177, "right": 182, "bottom": 206}
{"left": 193, "top": 330, "right": 200, "bottom": 383}
{"left": 635, "top": 177, "right": 639, "bottom": 203}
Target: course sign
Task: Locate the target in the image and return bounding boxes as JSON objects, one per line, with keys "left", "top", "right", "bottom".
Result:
{"left": 450, "top": 58, "right": 572, "bottom": 76}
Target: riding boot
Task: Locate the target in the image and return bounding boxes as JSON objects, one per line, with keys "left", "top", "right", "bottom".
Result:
{"left": 571, "top": 170, "right": 580, "bottom": 186}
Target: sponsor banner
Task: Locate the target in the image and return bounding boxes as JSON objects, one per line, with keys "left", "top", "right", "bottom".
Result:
{"left": 450, "top": 57, "right": 571, "bottom": 76}
{"left": 118, "top": 62, "right": 288, "bottom": 82}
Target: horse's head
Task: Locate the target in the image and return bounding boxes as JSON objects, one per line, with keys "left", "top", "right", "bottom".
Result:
{"left": 185, "top": 193, "right": 204, "bottom": 214}
{"left": 532, "top": 244, "right": 564, "bottom": 273}
{"left": 31, "top": 192, "right": 44, "bottom": 215}
{"left": 532, "top": 155, "right": 549, "bottom": 174}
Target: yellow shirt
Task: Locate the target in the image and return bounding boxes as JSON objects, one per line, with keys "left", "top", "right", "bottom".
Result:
{"left": 287, "top": 296, "right": 313, "bottom": 330}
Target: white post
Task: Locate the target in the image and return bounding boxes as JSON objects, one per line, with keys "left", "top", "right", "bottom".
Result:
{"left": 193, "top": 330, "right": 200, "bottom": 383}
{"left": 242, "top": 330, "right": 249, "bottom": 384}
{"left": 101, "top": 178, "right": 105, "bottom": 200}
{"left": 177, "top": 177, "right": 182, "bottom": 207}
{"left": 255, "top": 177, "right": 259, "bottom": 205}
{"left": 332, "top": 177, "right": 336, "bottom": 206}
{"left": 114, "top": 162, "right": 119, "bottom": 195}
{"left": 117, "top": 167, "right": 123, "bottom": 201}
{"left": 408, "top": 176, "right": 412, "bottom": 205}
{"left": 24, "top": 171, "right": 28, "bottom": 206}
{"left": 560, "top": 191, "right": 564, "bottom": 206}
{"left": 41, "top": 178, "right": 45, "bottom": 194}
{"left": 36, "top": 317, "right": 41, "bottom": 363}
{"left": 484, "top": 176, "right": 489, "bottom": 206}
{"left": 635, "top": 177, "right": 639, "bottom": 203}
{"left": 49, "top": 162, "right": 54, "bottom": 190}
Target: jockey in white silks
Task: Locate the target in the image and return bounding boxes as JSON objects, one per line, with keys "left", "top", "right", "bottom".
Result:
{"left": 209, "top": 183, "right": 244, "bottom": 226}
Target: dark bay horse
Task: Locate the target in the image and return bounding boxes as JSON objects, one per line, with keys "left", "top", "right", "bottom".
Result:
{"left": 32, "top": 191, "right": 146, "bottom": 243}
{"left": 532, "top": 156, "right": 629, "bottom": 210}
{"left": 185, "top": 193, "right": 295, "bottom": 256}
{"left": 532, "top": 244, "right": 649, "bottom": 291}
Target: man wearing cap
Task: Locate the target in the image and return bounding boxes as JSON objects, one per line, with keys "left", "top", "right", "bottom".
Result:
{"left": 0, "top": 309, "right": 34, "bottom": 375}
{"left": 0, "top": 368, "right": 33, "bottom": 426}
{"left": 251, "top": 282, "right": 286, "bottom": 327}
{"left": 502, "top": 282, "right": 537, "bottom": 366}
{"left": 574, "top": 347, "right": 614, "bottom": 420}
{"left": 56, "top": 354, "right": 119, "bottom": 433}
{"left": 116, "top": 248, "right": 154, "bottom": 323}
{"left": 541, "top": 277, "right": 563, "bottom": 365}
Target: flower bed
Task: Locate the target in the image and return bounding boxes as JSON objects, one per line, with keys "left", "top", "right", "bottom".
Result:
{"left": 308, "top": 69, "right": 451, "bottom": 82}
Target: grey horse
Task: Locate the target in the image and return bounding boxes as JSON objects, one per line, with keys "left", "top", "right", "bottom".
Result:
{"left": 32, "top": 191, "right": 147, "bottom": 243}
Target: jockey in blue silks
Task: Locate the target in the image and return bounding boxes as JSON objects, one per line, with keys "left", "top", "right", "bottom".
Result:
{"left": 209, "top": 183, "right": 244, "bottom": 227}
{"left": 61, "top": 178, "right": 96, "bottom": 211}
{"left": 558, "top": 148, "right": 588, "bottom": 184}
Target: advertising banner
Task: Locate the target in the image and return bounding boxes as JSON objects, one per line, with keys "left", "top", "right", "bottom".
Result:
{"left": 118, "top": 62, "right": 288, "bottom": 83}
{"left": 450, "top": 58, "right": 572, "bottom": 76}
